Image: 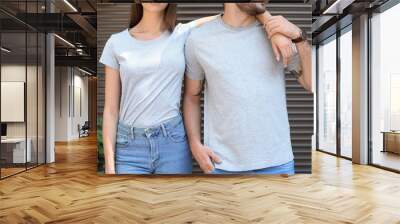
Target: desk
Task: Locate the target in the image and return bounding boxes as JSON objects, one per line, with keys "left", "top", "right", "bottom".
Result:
{"left": 381, "top": 131, "right": 400, "bottom": 155}
{"left": 1, "top": 138, "right": 31, "bottom": 163}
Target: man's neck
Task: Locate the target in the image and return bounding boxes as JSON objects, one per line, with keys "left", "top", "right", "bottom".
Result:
{"left": 222, "top": 3, "right": 256, "bottom": 28}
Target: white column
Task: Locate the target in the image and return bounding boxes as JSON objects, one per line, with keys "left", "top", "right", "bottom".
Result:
{"left": 46, "top": 1, "right": 56, "bottom": 163}
{"left": 352, "top": 14, "right": 369, "bottom": 164}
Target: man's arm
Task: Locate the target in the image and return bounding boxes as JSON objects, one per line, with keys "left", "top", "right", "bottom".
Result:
{"left": 183, "top": 78, "right": 221, "bottom": 173}
{"left": 256, "top": 12, "right": 295, "bottom": 67}
{"left": 294, "top": 41, "right": 312, "bottom": 92}
{"left": 261, "top": 15, "right": 312, "bottom": 92}
{"left": 184, "top": 34, "right": 221, "bottom": 174}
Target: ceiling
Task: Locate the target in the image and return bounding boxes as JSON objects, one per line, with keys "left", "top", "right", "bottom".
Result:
{"left": 0, "top": 0, "right": 97, "bottom": 73}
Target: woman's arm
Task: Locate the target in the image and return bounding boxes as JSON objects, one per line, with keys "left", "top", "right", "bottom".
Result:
{"left": 102, "top": 66, "right": 121, "bottom": 174}
{"left": 192, "top": 15, "right": 219, "bottom": 27}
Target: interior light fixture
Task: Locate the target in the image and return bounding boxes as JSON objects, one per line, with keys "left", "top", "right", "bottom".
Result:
{"left": 322, "top": 0, "right": 354, "bottom": 15}
{"left": 1, "top": 47, "right": 11, "bottom": 53}
{"left": 63, "top": 0, "right": 78, "bottom": 12}
{"left": 54, "top": 34, "right": 75, "bottom": 48}
{"left": 78, "top": 67, "right": 93, "bottom": 76}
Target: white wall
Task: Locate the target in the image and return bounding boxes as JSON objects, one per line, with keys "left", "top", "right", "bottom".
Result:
{"left": 54, "top": 66, "right": 69, "bottom": 141}
{"left": 1, "top": 65, "right": 37, "bottom": 138}
{"left": 54, "top": 67, "right": 89, "bottom": 141}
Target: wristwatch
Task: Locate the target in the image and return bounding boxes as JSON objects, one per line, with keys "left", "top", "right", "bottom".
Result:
{"left": 292, "top": 29, "right": 307, "bottom": 43}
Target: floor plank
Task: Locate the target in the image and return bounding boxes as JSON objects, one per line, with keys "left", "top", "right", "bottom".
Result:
{"left": 0, "top": 135, "right": 399, "bottom": 224}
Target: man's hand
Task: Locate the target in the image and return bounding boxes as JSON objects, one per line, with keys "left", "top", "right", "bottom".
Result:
{"left": 191, "top": 142, "right": 221, "bottom": 173}
{"left": 270, "top": 34, "right": 294, "bottom": 68}
{"left": 256, "top": 12, "right": 295, "bottom": 68}
{"left": 265, "top": 15, "right": 302, "bottom": 40}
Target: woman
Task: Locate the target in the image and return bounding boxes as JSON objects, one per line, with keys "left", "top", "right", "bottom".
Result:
{"left": 100, "top": 3, "right": 294, "bottom": 175}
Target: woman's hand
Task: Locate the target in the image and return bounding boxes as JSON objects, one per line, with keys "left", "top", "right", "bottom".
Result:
{"left": 105, "top": 166, "right": 116, "bottom": 175}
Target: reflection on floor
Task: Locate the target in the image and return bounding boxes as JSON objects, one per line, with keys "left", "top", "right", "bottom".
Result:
{"left": 0, "top": 135, "right": 400, "bottom": 223}
{"left": 0, "top": 167, "right": 25, "bottom": 177}
{"left": 0, "top": 163, "right": 43, "bottom": 178}
{"left": 373, "top": 150, "right": 400, "bottom": 171}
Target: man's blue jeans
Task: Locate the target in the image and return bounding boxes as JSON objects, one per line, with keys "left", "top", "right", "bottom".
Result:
{"left": 210, "top": 160, "right": 295, "bottom": 175}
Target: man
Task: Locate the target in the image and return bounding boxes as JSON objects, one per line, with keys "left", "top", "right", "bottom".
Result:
{"left": 183, "top": 2, "right": 312, "bottom": 174}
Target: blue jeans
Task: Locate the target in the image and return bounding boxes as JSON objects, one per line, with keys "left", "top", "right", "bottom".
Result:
{"left": 115, "top": 116, "right": 192, "bottom": 174}
{"left": 210, "top": 160, "right": 295, "bottom": 175}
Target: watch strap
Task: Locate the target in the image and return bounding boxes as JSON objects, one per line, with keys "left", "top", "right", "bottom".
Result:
{"left": 292, "top": 30, "right": 306, "bottom": 43}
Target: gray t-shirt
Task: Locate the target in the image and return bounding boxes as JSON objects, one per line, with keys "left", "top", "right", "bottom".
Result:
{"left": 100, "top": 22, "right": 196, "bottom": 127}
{"left": 185, "top": 16, "right": 301, "bottom": 171}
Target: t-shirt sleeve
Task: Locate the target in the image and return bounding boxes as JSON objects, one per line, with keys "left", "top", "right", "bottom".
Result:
{"left": 185, "top": 34, "right": 205, "bottom": 80}
{"left": 99, "top": 35, "right": 119, "bottom": 70}
{"left": 285, "top": 47, "right": 302, "bottom": 76}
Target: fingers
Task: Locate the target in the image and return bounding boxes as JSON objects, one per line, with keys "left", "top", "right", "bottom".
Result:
{"left": 266, "top": 23, "right": 280, "bottom": 38}
{"left": 198, "top": 148, "right": 221, "bottom": 174}
{"left": 268, "top": 27, "right": 281, "bottom": 39}
{"left": 272, "top": 43, "right": 280, "bottom": 62}
{"left": 282, "top": 49, "right": 288, "bottom": 68}
{"left": 282, "top": 46, "right": 293, "bottom": 68}
{"left": 201, "top": 160, "right": 214, "bottom": 174}
{"left": 206, "top": 148, "right": 221, "bottom": 164}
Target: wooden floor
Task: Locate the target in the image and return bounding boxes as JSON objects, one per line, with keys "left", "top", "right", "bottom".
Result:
{"left": 1, "top": 135, "right": 400, "bottom": 224}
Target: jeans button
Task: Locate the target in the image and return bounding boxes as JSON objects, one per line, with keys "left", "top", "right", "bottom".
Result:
{"left": 144, "top": 129, "right": 151, "bottom": 137}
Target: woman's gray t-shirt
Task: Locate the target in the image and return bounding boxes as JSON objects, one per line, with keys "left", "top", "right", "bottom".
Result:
{"left": 100, "top": 22, "right": 196, "bottom": 127}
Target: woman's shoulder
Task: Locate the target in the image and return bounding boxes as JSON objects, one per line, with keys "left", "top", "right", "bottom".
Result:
{"left": 107, "top": 29, "right": 129, "bottom": 43}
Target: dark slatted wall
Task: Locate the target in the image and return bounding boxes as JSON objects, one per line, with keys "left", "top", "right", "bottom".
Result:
{"left": 97, "top": 3, "right": 313, "bottom": 173}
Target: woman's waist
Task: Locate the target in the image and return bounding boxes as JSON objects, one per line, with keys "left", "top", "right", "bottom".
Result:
{"left": 117, "top": 112, "right": 182, "bottom": 135}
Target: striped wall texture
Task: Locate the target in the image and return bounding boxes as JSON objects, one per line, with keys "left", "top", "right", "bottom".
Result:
{"left": 97, "top": 3, "right": 313, "bottom": 173}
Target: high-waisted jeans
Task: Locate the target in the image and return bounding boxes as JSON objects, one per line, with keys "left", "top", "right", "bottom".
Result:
{"left": 115, "top": 116, "right": 192, "bottom": 174}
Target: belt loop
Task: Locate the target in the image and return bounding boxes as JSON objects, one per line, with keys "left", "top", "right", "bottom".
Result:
{"left": 131, "top": 125, "right": 135, "bottom": 140}
{"left": 161, "top": 124, "right": 168, "bottom": 137}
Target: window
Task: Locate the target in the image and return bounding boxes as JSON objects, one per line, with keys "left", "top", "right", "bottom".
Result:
{"left": 339, "top": 28, "right": 352, "bottom": 158}
{"left": 0, "top": 0, "right": 47, "bottom": 179}
{"left": 370, "top": 3, "right": 400, "bottom": 171}
{"left": 318, "top": 36, "right": 337, "bottom": 155}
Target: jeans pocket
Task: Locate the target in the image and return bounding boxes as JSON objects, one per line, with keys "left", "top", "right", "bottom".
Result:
{"left": 116, "top": 133, "right": 129, "bottom": 148}
{"left": 167, "top": 121, "right": 187, "bottom": 143}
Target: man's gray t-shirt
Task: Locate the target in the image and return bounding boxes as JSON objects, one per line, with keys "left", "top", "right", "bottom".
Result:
{"left": 100, "top": 22, "right": 196, "bottom": 127}
{"left": 185, "top": 16, "right": 301, "bottom": 171}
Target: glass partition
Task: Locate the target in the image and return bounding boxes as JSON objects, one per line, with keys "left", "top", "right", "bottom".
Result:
{"left": 0, "top": 18, "right": 28, "bottom": 177}
{"left": 339, "top": 27, "right": 352, "bottom": 159}
{"left": 0, "top": 0, "right": 46, "bottom": 179}
{"left": 318, "top": 36, "right": 337, "bottom": 155}
{"left": 371, "top": 3, "right": 400, "bottom": 171}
